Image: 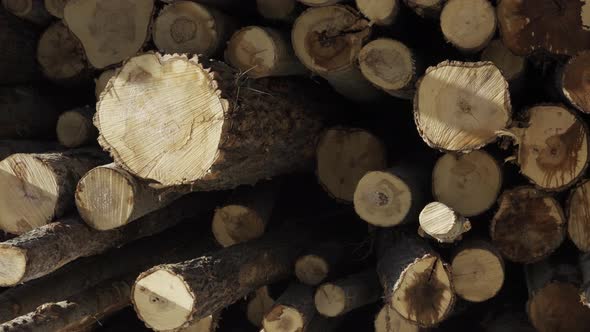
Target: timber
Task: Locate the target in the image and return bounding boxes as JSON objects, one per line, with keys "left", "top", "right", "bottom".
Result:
{"left": 419, "top": 202, "right": 471, "bottom": 243}
{"left": 2, "top": 0, "right": 51, "bottom": 25}
{"left": 568, "top": 179, "right": 590, "bottom": 252}
{"left": 440, "top": 0, "right": 496, "bottom": 53}
{"left": 295, "top": 241, "right": 347, "bottom": 286}
{"left": 56, "top": 106, "right": 97, "bottom": 148}
{"left": 558, "top": 51, "right": 590, "bottom": 114}
{"left": 262, "top": 283, "right": 316, "bottom": 332}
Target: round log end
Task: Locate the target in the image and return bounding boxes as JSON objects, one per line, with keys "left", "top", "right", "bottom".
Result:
{"left": 211, "top": 205, "right": 266, "bottom": 247}
{"left": 37, "top": 21, "right": 87, "bottom": 83}
{"left": 528, "top": 282, "right": 590, "bottom": 332}
{"left": 481, "top": 40, "right": 526, "bottom": 82}
{"left": 375, "top": 305, "right": 421, "bottom": 332}
{"left": 568, "top": 179, "right": 590, "bottom": 252}
{"left": 440, "top": 0, "right": 496, "bottom": 53}
{"left": 226, "top": 26, "right": 279, "bottom": 78}
{"left": 353, "top": 170, "right": 412, "bottom": 227}
{"left": 56, "top": 109, "right": 94, "bottom": 148}
{"left": 562, "top": 51, "right": 590, "bottom": 114}
{"left": 451, "top": 246, "right": 504, "bottom": 302}
{"left": 132, "top": 269, "right": 195, "bottom": 331}
{"left": 2, "top": 0, "right": 32, "bottom": 16}
{"left": 247, "top": 287, "right": 275, "bottom": 327}
{"left": 419, "top": 202, "right": 470, "bottom": 242}
{"left": 0, "top": 154, "right": 59, "bottom": 234}
{"left": 262, "top": 304, "right": 304, "bottom": 332}
{"left": 295, "top": 254, "right": 329, "bottom": 286}
{"left": 0, "top": 245, "right": 26, "bottom": 286}
{"left": 314, "top": 283, "right": 345, "bottom": 317}
{"left": 355, "top": 0, "right": 398, "bottom": 26}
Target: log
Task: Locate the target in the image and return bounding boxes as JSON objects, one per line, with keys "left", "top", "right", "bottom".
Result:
{"left": 56, "top": 106, "right": 97, "bottom": 148}
{"left": 314, "top": 269, "right": 381, "bottom": 317}
{"left": 355, "top": 0, "right": 399, "bottom": 26}
{"left": 256, "top": 0, "right": 298, "bottom": 21}
{"left": 414, "top": 61, "right": 511, "bottom": 152}
{"left": 512, "top": 104, "right": 589, "bottom": 191}
{"left": 419, "top": 202, "right": 471, "bottom": 243}
{"left": 212, "top": 181, "right": 278, "bottom": 247}
{"left": 316, "top": 128, "right": 387, "bottom": 202}
{"left": 0, "top": 86, "right": 59, "bottom": 139}
{"left": 225, "top": 26, "right": 306, "bottom": 78}
{"left": 153, "top": 1, "right": 237, "bottom": 58}
{"left": 131, "top": 230, "right": 308, "bottom": 331}
{"left": 358, "top": 38, "right": 417, "bottom": 99}
{"left": 432, "top": 150, "right": 502, "bottom": 217}
{"left": 76, "top": 163, "right": 190, "bottom": 230}
{"left": 0, "top": 140, "right": 61, "bottom": 161}
{"left": 525, "top": 260, "right": 590, "bottom": 332}
{"left": 0, "top": 192, "right": 223, "bottom": 286}
{"left": 440, "top": 0, "right": 496, "bottom": 53}
{"left": 298, "top": 0, "right": 343, "bottom": 6}
{"left": 376, "top": 229, "right": 455, "bottom": 327}
{"left": 2, "top": 0, "right": 51, "bottom": 25}
{"left": 580, "top": 252, "right": 590, "bottom": 308}
{"left": 262, "top": 283, "right": 316, "bottom": 332}
{"left": 294, "top": 241, "right": 346, "bottom": 286}
{"left": 403, "top": 0, "right": 445, "bottom": 18}
{"left": 246, "top": 287, "right": 276, "bottom": 327}
{"left": 0, "top": 8, "right": 40, "bottom": 84}
{"left": 497, "top": 0, "right": 590, "bottom": 56}
{"left": 481, "top": 39, "right": 526, "bottom": 83}
{"left": 490, "top": 186, "right": 566, "bottom": 263}
{"left": 44, "top": 0, "right": 68, "bottom": 18}
{"left": 568, "top": 179, "right": 590, "bottom": 252}
{"left": 450, "top": 239, "right": 505, "bottom": 303}
{"left": 291, "top": 5, "right": 381, "bottom": 101}
{"left": 96, "top": 53, "right": 324, "bottom": 188}
{"left": 374, "top": 304, "right": 423, "bottom": 332}
{"left": 63, "top": 0, "right": 154, "bottom": 69}
{"left": 354, "top": 164, "right": 428, "bottom": 227}
{"left": 558, "top": 50, "right": 590, "bottom": 114}
{"left": 94, "top": 68, "right": 117, "bottom": 99}
{"left": 0, "top": 149, "right": 108, "bottom": 234}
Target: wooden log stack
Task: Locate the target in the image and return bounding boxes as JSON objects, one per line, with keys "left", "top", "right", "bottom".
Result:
{"left": 0, "top": 0, "right": 590, "bottom": 331}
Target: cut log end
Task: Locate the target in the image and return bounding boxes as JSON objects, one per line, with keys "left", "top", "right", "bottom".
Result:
{"left": 358, "top": 38, "right": 415, "bottom": 99}
{"left": 75, "top": 165, "right": 135, "bottom": 230}
{"left": 353, "top": 170, "right": 412, "bottom": 227}
{"left": 561, "top": 51, "right": 590, "bottom": 114}
{"left": 491, "top": 187, "right": 566, "bottom": 263}
{"left": 225, "top": 26, "right": 281, "bottom": 78}
{"left": 440, "top": 0, "right": 496, "bottom": 53}
{"left": 375, "top": 305, "right": 421, "bottom": 332}
{"left": 37, "top": 21, "right": 87, "bottom": 83}
{"left": 44, "top": 0, "right": 68, "bottom": 18}
{"left": 517, "top": 105, "right": 589, "bottom": 191}
{"left": 314, "top": 283, "right": 345, "bottom": 317}
{"left": 262, "top": 304, "right": 304, "bottom": 332}
{"left": 403, "top": 0, "right": 445, "bottom": 18}
{"left": 390, "top": 256, "right": 454, "bottom": 327}
{"left": 568, "top": 179, "right": 590, "bottom": 252}
{"left": 419, "top": 202, "right": 471, "bottom": 243}
{"left": 56, "top": 108, "right": 95, "bottom": 148}
{"left": 247, "top": 287, "right": 275, "bottom": 327}
{"left": 95, "top": 69, "right": 117, "bottom": 100}
{"left": 133, "top": 269, "right": 195, "bottom": 331}
{"left": 528, "top": 282, "right": 590, "bottom": 332}
{"left": 295, "top": 255, "right": 329, "bottom": 286}
{"left": 0, "top": 154, "right": 58, "bottom": 234}
{"left": 0, "top": 245, "right": 26, "bottom": 286}
{"left": 317, "top": 128, "right": 387, "bottom": 202}
{"left": 355, "top": 0, "right": 398, "bottom": 26}
{"left": 451, "top": 246, "right": 504, "bottom": 302}
{"left": 432, "top": 150, "right": 502, "bottom": 217}
{"left": 481, "top": 40, "right": 526, "bottom": 82}
{"left": 414, "top": 61, "right": 511, "bottom": 152}
{"left": 211, "top": 205, "right": 266, "bottom": 247}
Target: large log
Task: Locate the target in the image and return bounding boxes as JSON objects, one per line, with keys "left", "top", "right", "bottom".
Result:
{"left": 481, "top": 39, "right": 526, "bottom": 83}
{"left": 0, "top": 192, "right": 223, "bottom": 286}
{"left": 355, "top": 0, "right": 399, "bottom": 26}
{"left": 95, "top": 53, "right": 324, "bottom": 188}
{"left": 558, "top": 51, "right": 590, "bottom": 114}
{"left": 490, "top": 186, "right": 566, "bottom": 263}
{"left": 153, "top": 1, "right": 237, "bottom": 58}
{"left": 2, "top": 0, "right": 51, "bottom": 25}
{"left": 262, "top": 283, "right": 316, "bottom": 332}
{"left": 440, "top": 0, "right": 496, "bottom": 53}
{"left": 0, "top": 86, "right": 59, "bottom": 139}
{"left": 63, "top": 0, "right": 154, "bottom": 68}
{"left": 56, "top": 106, "right": 97, "bottom": 148}
{"left": 419, "top": 202, "right": 471, "bottom": 243}
{"left": 131, "top": 229, "right": 308, "bottom": 331}
{"left": 0, "top": 8, "right": 40, "bottom": 84}
{"left": 76, "top": 163, "right": 190, "bottom": 230}
{"left": 568, "top": 179, "right": 590, "bottom": 252}
{"left": 414, "top": 61, "right": 511, "bottom": 152}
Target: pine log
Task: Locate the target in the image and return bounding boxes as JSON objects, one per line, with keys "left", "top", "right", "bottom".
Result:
{"left": 0, "top": 140, "right": 61, "bottom": 161}
{"left": 558, "top": 50, "right": 590, "bottom": 114}
{"left": 568, "top": 179, "right": 590, "bottom": 252}
{"left": 63, "top": 0, "right": 154, "bottom": 69}
{"left": 2, "top": 0, "right": 51, "bottom": 25}
{"left": 374, "top": 304, "right": 423, "bottom": 332}
{"left": 256, "top": 0, "right": 298, "bottom": 21}
{"left": 432, "top": 150, "right": 502, "bottom": 217}
{"left": 354, "top": 164, "right": 429, "bottom": 227}
{"left": 212, "top": 181, "right": 278, "bottom": 247}
{"left": 497, "top": 0, "right": 590, "bottom": 56}
{"left": 44, "top": 0, "right": 68, "bottom": 18}
{"left": 76, "top": 163, "right": 191, "bottom": 230}
{"left": 419, "top": 202, "right": 471, "bottom": 243}
{"left": 358, "top": 38, "right": 417, "bottom": 99}
{"left": 316, "top": 128, "right": 387, "bottom": 202}
{"left": 481, "top": 39, "right": 526, "bottom": 83}
{"left": 490, "top": 186, "right": 566, "bottom": 263}
{"left": 403, "top": 0, "right": 445, "bottom": 18}
{"left": 247, "top": 287, "right": 276, "bottom": 327}
{"left": 314, "top": 269, "right": 381, "bottom": 317}
{"left": 294, "top": 241, "right": 347, "bottom": 286}
{"left": 376, "top": 229, "right": 455, "bottom": 327}
{"left": 0, "top": 192, "right": 222, "bottom": 286}
{"left": 511, "top": 104, "right": 589, "bottom": 191}
{"left": 0, "top": 86, "right": 60, "bottom": 139}
{"left": 96, "top": 54, "right": 323, "bottom": 188}
{"left": 94, "top": 68, "right": 117, "bottom": 99}
{"left": 262, "top": 283, "right": 316, "bottom": 332}
{"left": 298, "top": 0, "right": 343, "bottom": 6}
{"left": 525, "top": 259, "right": 590, "bottom": 332}
{"left": 355, "top": 0, "right": 399, "bottom": 26}
{"left": 0, "top": 150, "right": 108, "bottom": 234}
{"left": 132, "top": 230, "right": 308, "bottom": 331}
{"left": 450, "top": 239, "right": 504, "bottom": 303}
{"left": 414, "top": 61, "right": 511, "bottom": 152}
{"left": 37, "top": 21, "right": 90, "bottom": 85}
{"left": 153, "top": 1, "right": 237, "bottom": 58}
{"left": 580, "top": 252, "right": 590, "bottom": 308}
{"left": 56, "top": 106, "right": 97, "bottom": 148}
{"left": 291, "top": 5, "right": 380, "bottom": 101}
{"left": 440, "top": 0, "right": 496, "bottom": 53}
{"left": 0, "top": 8, "right": 40, "bottom": 84}
{"left": 225, "top": 26, "right": 306, "bottom": 78}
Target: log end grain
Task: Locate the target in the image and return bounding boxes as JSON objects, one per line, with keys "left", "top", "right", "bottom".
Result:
{"left": 56, "top": 107, "right": 96, "bottom": 148}
{"left": 314, "top": 283, "right": 346, "bottom": 317}
{"left": 355, "top": 0, "right": 398, "bottom": 26}
{"left": 568, "top": 179, "right": 590, "bottom": 252}
{"left": 246, "top": 287, "right": 275, "bottom": 327}
{"left": 403, "top": 0, "right": 445, "bottom": 18}
{"left": 419, "top": 202, "right": 471, "bottom": 243}
{"left": 37, "top": 21, "right": 88, "bottom": 83}
{"left": 211, "top": 205, "right": 266, "bottom": 247}
{"left": 561, "top": 51, "right": 590, "bottom": 114}
{"left": 0, "top": 244, "right": 26, "bottom": 286}
{"left": 295, "top": 254, "right": 329, "bottom": 286}
{"left": 375, "top": 305, "right": 421, "bottom": 332}
{"left": 527, "top": 282, "right": 590, "bottom": 332}
{"left": 440, "top": 0, "right": 496, "bottom": 53}
{"left": 262, "top": 304, "right": 304, "bottom": 332}
{"left": 226, "top": 26, "right": 279, "bottom": 78}
{"left": 451, "top": 244, "right": 504, "bottom": 302}
{"left": 481, "top": 40, "right": 526, "bottom": 82}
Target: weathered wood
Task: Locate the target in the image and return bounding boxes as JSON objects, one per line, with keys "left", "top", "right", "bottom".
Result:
{"left": 294, "top": 241, "right": 347, "bottom": 286}
{"left": 374, "top": 304, "right": 423, "bottom": 332}
{"left": 95, "top": 53, "right": 324, "bottom": 188}
{"left": 263, "top": 283, "right": 316, "bottom": 332}
{"left": 0, "top": 8, "right": 40, "bottom": 84}
{"left": 568, "top": 179, "right": 590, "bottom": 252}
{"left": 356, "top": 0, "right": 399, "bottom": 26}
{"left": 2, "top": 0, "right": 51, "bottom": 25}
{"left": 440, "top": 0, "right": 496, "bottom": 53}
{"left": 558, "top": 51, "right": 590, "bottom": 114}
{"left": 419, "top": 202, "right": 471, "bottom": 243}
{"left": 56, "top": 106, "right": 97, "bottom": 148}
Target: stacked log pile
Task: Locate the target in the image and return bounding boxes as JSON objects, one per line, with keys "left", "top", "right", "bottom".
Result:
{"left": 0, "top": 0, "right": 590, "bottom": 331}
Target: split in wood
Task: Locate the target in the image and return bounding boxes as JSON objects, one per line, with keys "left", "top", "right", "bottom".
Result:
{"left": 262, "top": 283, "right": 316, "bottom": 332}
{"left": 355, "top": 0, "right": 399, "bottom": 26}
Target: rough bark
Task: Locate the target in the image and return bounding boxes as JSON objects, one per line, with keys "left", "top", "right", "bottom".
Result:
{"left": 95, "top": 53, "right": 324, "bottom": 187}
{"left": 2, "top": 0, "right": 51, "bottom": 25}
{"left": 419, "top": 202, "right": 471, "bottom": 243}
{"left": 262, "top": 283, "right": 316, "bottom": 332}
{"left": 56, "top": 106, "right": 97, "bottom": 148}
{"left": 440, "top": 0, "right": 496, "bottom": 53}
{"left": 0, "top": 86, "right": 59, "bottom": 139}
{"left": 0, "top": 8, "right": 40, "bottom": 84}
